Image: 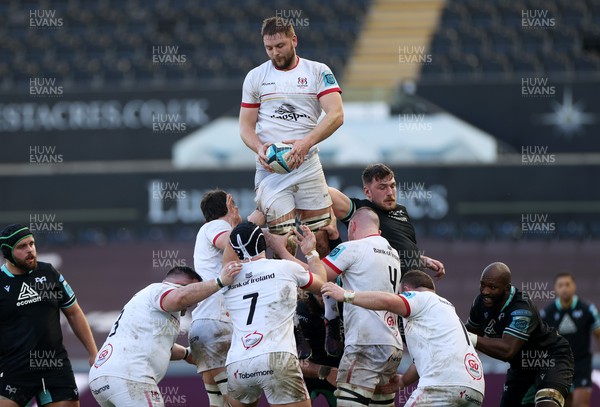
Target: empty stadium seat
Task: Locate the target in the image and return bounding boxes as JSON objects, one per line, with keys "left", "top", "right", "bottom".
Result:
{"left": 421, "top": 0, "right": 597, "bottom": 81}
{"left": 0, "top": 0, "right": 367, "bottom": 90}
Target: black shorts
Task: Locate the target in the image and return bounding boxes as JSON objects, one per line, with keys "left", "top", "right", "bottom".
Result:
{"left": 571, "top": 356, "right": 593, "bottom": 390}
{"left": 500, "top": 339, "right": 574, "bottom": 407}
{"left": 0, "top": 369, "right": 79, "bottom": 407}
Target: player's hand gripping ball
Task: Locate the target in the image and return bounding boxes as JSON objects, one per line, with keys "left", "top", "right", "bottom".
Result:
{"left": 266, "top": 142, "right": 293, "bottom": 174}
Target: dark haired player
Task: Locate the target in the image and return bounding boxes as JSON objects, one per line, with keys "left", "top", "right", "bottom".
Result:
{"left": 329, "top": 163, "right": 444, "bottom": 276}
{"left": 325, "top": 163, "right": 445, "bottom": 355}
{"left": 541, "top": 273, "right": 600, "bottom": 407}
{"left": 223, "top": 222, "right": 328, "bottom": 407}
{"left": 0, "top": 224, "right": 97, "bottom": 407}
{"left": 466, "top": 262, "right": 574, "bottom": 407}
{"left": 89, "top": 264, "right": 242, "bottom": 407}
{"left": 188, "top": 190, "right": 242, "bottom": 407}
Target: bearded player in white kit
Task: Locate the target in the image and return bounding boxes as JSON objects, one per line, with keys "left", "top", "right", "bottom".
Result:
{"left": 238, "top": 16, "right": 343, "bottom": 257}
{"left": 223, "top": 221, "right": 328, "bottom": 407}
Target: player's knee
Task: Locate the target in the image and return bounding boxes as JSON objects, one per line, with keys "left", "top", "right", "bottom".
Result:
{"left": 214, "top": 371, "right": 228, "bottom": 397}
{"left": 535, "top": 388, "right": 565, "bottom": 407}
{"left": 335, "top": 383, "right": 373, "bottom": 407}
{"left": 369, "top": 393, "right": 395, "bottom": 407}
{"left": 204, "top": 384, "right": 223, "bottom": 407}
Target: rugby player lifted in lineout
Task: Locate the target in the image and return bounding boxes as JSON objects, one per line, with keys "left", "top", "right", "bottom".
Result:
{"left": 238, "top": 15, "right": 343, "bottom": 258}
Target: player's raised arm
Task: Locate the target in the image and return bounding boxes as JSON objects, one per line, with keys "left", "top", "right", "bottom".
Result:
{"left": 328, "top": 187, "right": 352, "bottom": 220}
{"left": 420, "top": 255, "right": 446, "bottom": 279}
{"left": 161, "top": 262, "right": 242, "bottom": 312}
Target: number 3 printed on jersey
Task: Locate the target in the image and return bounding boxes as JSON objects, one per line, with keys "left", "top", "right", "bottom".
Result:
{"left": 108, "top": 309, "right": 125, "bottom": 337}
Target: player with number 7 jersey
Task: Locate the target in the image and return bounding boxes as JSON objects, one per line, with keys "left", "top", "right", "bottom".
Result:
{"left": 223, "top": 222, "right": 328, "bottom": 406}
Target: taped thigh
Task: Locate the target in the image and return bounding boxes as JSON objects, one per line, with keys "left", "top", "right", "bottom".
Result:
{"left": 335, "top": 383, "right": 373, "bottom": 407}
{"left": 301, "top": 213, "right": 331, "bottom": 231}
{"left": 369, "top": 392, "right": 395, "bottom": 407}
{"left": 535, "top": 388, "right": 565, "bottom": 406}
{"left": 204, "top": 384, "right": 223, "bottom": 407}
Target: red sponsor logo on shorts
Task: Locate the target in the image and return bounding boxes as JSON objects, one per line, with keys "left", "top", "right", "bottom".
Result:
{"left": 384, "top": 311, "right": 397, "bottom": 328}
{"left": 94, "top": 343, "right": 113, "bottom": 368}
{"left": 464, "top": 353, "right": 483, "bottom": 380}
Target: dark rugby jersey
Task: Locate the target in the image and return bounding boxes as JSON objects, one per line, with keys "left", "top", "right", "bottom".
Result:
{"left": 297, "top": 294, "right": 341, "bottom": 368}
{"left": 341, "top": 198, "right": 421, "bottom": 274}
{"left": 467, "top": 286, "right": 565, "bottom": 369}
{"left": 541, "top": 296, "right": 600, "bottom": 361}
{"left": 0, "top": 262, "right": 76, "bottom": 382}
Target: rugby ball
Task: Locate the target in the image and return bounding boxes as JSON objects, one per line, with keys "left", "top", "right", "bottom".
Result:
{"left": 266, "top": 143, "right": 293, "bottom": 174}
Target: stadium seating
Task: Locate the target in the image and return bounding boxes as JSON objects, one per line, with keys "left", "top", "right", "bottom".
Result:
{"left": 422, "top": 0, "right": 600, "bottom": 80}
{"left": 0, "top": 0, "right": 370, "bottom": 90}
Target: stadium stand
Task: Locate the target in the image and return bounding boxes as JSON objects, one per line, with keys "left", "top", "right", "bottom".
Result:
{"left": 3, "top": 0, "right": 598, "bottom": 245}
{"left": 422, "top": 0, "right": 600, "bottom": 80}
{"left": 0, "top": 0, "right": 371, "bottom": 90}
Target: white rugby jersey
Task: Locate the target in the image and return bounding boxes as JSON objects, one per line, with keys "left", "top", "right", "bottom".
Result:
{"left": 223, "top": 258, "right": 314, "bottom": 365}
{"left": 89, "top": 282, "right": 182, "bottom": 384}
{"left": 400, "top": 290, "right": 485, "bottom": 393}
{"left": 322, "top": 236, "right": 402, "bottom": 349}
{"left": 191, "top": 219, "right": 231, "bottom": 322}
{"left": 241, "top": 56, "right": 342, "bottom": 147}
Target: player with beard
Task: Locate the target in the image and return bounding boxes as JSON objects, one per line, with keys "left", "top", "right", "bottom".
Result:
{"left": 329, "top": 164, "right": 444, "bottom": 276}
{"left": 466, "top": 262, "right": 574, "bottom": 407}
{"left": 0, "top": 224, "right": 97, "bottom": 407}
{"left": 238, "top": 15, "right": 343, "bottom": 260}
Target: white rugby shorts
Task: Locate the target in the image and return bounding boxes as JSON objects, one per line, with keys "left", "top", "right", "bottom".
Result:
{"left": 89, "top": 376, "right": 163, "bottom": 407}
{"left": 227, "top": 352, "right": 309, "bottom": 405}
{"left": 255, "top": 153, "right": 331, "bottom": 222}
{"left": 189, "top": 318, "right": 233, "bottom": 373}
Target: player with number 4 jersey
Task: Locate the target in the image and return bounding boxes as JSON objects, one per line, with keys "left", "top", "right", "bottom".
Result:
{"left": 305, "top": 208, "right": 403, "bottom": 407}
